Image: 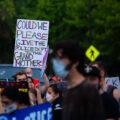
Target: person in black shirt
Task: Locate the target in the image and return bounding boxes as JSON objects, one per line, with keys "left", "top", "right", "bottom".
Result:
{"left": 84, "top": 65, "right": 119, "bottom": 120}
{"left": 90, "top": 61, "right": 120, "bottom": 102}
{"left": 53, "top": 41, "right": 105, "bottom": 120}
{"left": 46, "top": 84, "right": 62, "bottom": 120}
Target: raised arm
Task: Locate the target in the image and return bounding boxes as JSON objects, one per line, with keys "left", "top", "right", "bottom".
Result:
{"left": 40, "top": 72, "right": 50, "bottom": 94}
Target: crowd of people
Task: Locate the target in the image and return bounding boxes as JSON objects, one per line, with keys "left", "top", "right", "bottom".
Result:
{"left": 0, "top": 41, "right": 120, "bottom": 120}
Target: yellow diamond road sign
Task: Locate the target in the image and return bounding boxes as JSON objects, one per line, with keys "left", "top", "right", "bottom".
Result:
{"left": 86, "top": 45, "right": 100, "bottom": 62}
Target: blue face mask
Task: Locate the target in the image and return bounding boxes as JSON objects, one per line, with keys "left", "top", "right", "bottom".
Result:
{"left": 2, "top": 103, "right": 17, "bottom": 114}
{"left": 52, "top": 59, "right": 69, "bottom": 78}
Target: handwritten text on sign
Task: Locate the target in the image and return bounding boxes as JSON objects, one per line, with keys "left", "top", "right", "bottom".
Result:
{"left": 13, "top": 19, "right": 49, "bottom": 68}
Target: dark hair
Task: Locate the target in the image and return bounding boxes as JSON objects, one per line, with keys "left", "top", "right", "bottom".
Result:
{"left": 84, "top": 65, "right": 101, "bottom": 80}
{"left": 49, "top": 84, "right": 61, "bottom": 95}
{"left": 54, "top": 41, "right": 85, "bottom": 74}
{"left": 1, "top": 86, "right": 30, "bottom": 106}
{"left": 90, "top": 61, "right": 105, "bottom": 71}
{"left": 13, "top": 71, "right": 27, "bottom": 81}
{"left": 62, "top": 81, "right": 105, "bottom": 120}
{"left": 90, "top": 61, "right": 107, "bottom": 76}
{"left": 27, "top": 77, "right": 33, "bottom": 83}
{"left": 18, "top": 91, "right": 30, "bottom": 106}
{"left": 1, "top": 86, "right": 18, "bottom": 102}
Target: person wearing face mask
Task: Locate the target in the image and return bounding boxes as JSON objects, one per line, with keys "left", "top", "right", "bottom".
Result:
{"left": 84, "top": 65, "right": 119, "bottom": 120}
{"left": 25, "top": 67, "right": 50, "bottom": 95}
{"left": 46, "top": 84, "right": 62, "bottom": 120}
{"left": 1, "top": 86, "right": 30, "bottom": 114}
{"left": 25, "top": 68, "right": 39, "bottom": 88}
{"left": 53, "top": 41, "right": 104, "bottom": 120}
{"left": 25, "top": 68, "right": 33, "bottom": 77}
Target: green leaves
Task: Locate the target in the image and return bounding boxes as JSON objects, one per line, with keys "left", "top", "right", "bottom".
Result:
{"left": 0, "top": 0, "right": 120, "bottom": 75}
{"left": 0, "top": 0, "right": 15, "bottom": 21}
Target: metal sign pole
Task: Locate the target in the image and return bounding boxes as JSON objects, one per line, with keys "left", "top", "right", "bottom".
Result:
{"left": 88, "top": 0, "right": 92, "bottom": 45}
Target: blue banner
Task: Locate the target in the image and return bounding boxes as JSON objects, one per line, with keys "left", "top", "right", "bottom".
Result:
{"left": 0, "top": 103, "right": 52, "bottom": 120}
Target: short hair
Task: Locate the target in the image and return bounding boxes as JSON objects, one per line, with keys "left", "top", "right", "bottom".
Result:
{"left": 18, "top": 91, "right": 30, "bottom": 106}
{"left": 1, "top": 86, "right": 30, "bottom": 106}
{"left": 90, "top": 61, "right": 107, "bottom": 77}
{"left": 27, "top": 77, "right": 33, "bottom": 83}
{"left": 84, "top": 65, "right": 101, "bottom": 80}
{"left": 13, "top": 71, "right": 27, "bottom": 81}
{"left": 54, "top": 41, "right": 85, "bottom": 74}
{"left": 90, "top": 61, "right": 106, "bottom": 72}
{"left": 49, "top": 84, "right": 61, "bottom": 95}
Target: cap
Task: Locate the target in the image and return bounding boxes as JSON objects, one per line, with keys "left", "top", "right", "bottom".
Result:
{"left": 84, "top": 65, "right": 101, "bottom": 79}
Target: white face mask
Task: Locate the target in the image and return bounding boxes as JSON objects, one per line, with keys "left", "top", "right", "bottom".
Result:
{"left": 3, "top": 103, "right": 17, "bottom": 114}
{"left": 27, "top": 74, "right": 32, "bottom": 77}
{"left": 46, "top": 93, "right": 53, "bottom": 102}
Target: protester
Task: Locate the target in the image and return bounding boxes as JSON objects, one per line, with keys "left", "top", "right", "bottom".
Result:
{"left": 40, "top": 71, "right": 50, "bottom": 94}
{"left": 46, "top": 84, "right": 62, "bottom": 120}
{"left": 25, "top": 68, "right": 33, "bottom": 77}
{"left": 25, "top": 68, "right": 39, "bottom": 87}
{"left": 17, "top": 91, "right": 30, "bottom": 108}
{"left": 27, "top": 77, "right": 34, "bottom": 88}
{"left": 90, "top": 61, "right": 120, "bottom": 102}
{"left": 13, "top": 71, "right": 27, "bottom": 82}
{"left": 25, "top": 67, "right": 50, "bottom": 94}
{"left": 1, "top": 86, "right": 30, "bottom": 114}
{"left": 53, "top": 41, "right": 104, "bottom": 120}
{"left": 84, "top": 65, "right": 119, "bottom": 120}
{"left": 27, "top": 76, "right": 33, "bottom": 83}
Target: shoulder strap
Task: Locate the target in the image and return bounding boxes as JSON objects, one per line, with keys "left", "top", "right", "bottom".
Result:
{"left": 107, "top": 85, "right": 116, "bottom": 96}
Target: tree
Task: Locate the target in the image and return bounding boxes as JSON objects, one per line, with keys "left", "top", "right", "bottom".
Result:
{"left": 0, "top": 0, "right": 120, "bottom": 75}
{"left": 0, "top": 0, "right": 16, "bottom": 63}
{"left": 91, "top": 0, "right": 120, "bottom": 75}
{"left": 64, "top": 0, "right": 120, "bottom": 75}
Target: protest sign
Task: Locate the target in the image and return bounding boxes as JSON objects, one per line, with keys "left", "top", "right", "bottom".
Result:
{"left": 39, "top": 48, "right": 48, "bottom": 81}
{"left": 0, "top": 81, "right": 28, "bottom": 93}
{"left": 13, "top": 19, "right": 49, "bottom": 68}
{"left": 105, "top": 77, "right": 120, "bottom": 90}
{"left": 0, "top": 103, "right": 52, "bottom": 120}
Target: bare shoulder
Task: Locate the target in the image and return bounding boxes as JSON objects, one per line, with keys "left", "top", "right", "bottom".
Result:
{"left": 113, "top": 88, "right": 120, "bottom": 101}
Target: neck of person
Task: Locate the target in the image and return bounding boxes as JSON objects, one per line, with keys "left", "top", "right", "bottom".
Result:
{"left": 101, "top": 77, "right": 107, "bottom": 90}
{"left": 67, "top": 69, "right": 85, "bottom": 89}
